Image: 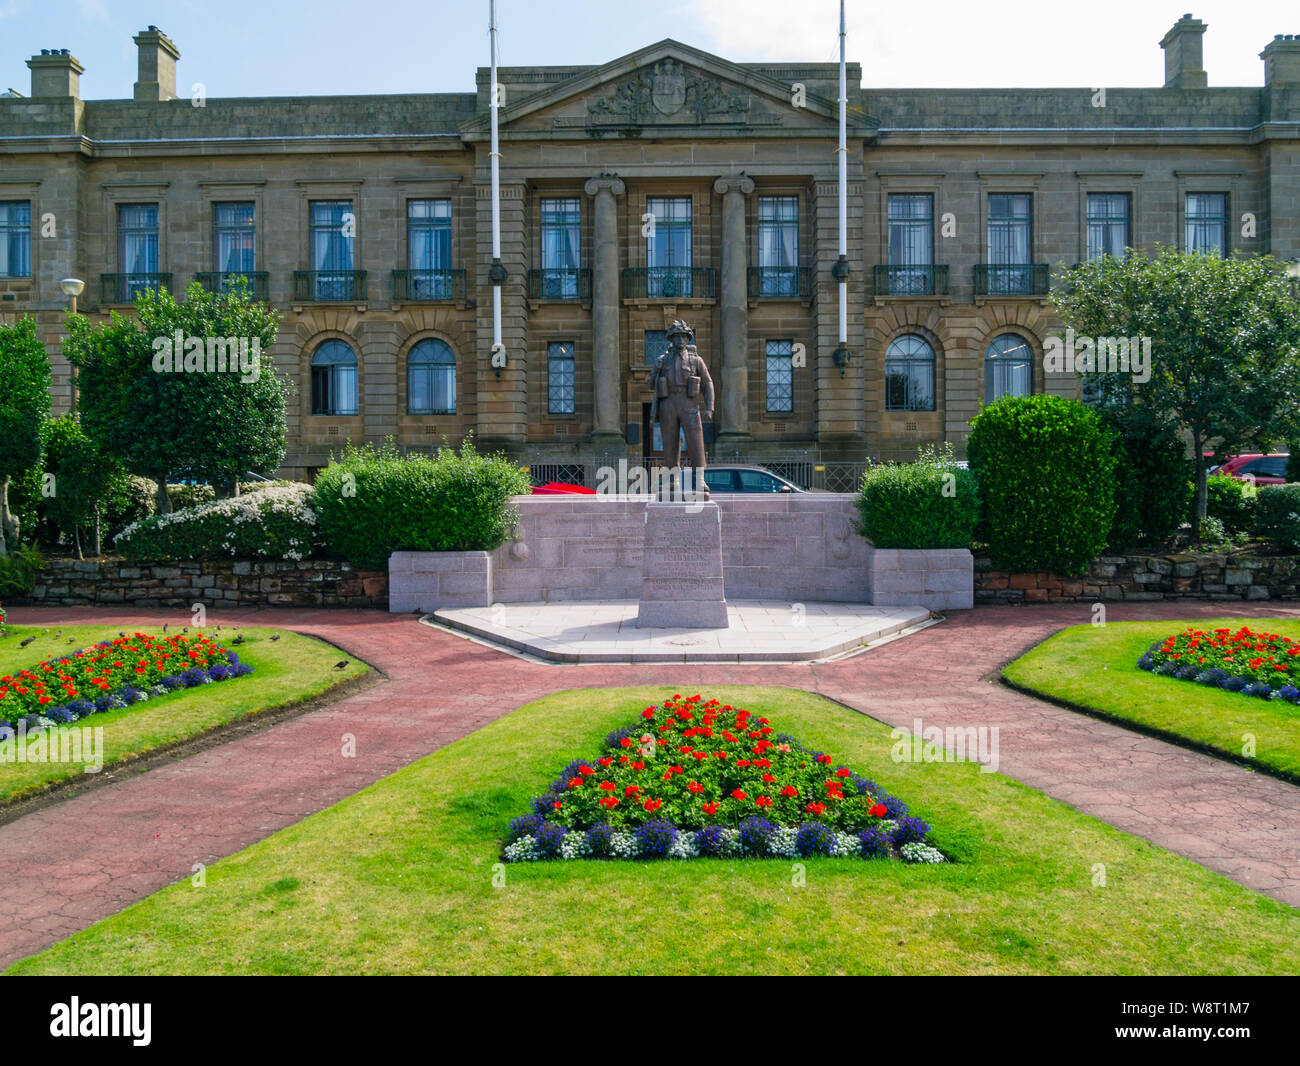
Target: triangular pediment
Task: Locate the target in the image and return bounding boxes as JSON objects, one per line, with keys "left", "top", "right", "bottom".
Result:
{"left": 459, "top": 39, "right": 876, "bottom": 140}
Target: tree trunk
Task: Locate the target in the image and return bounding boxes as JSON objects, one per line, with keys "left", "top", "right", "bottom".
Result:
{"left": 74, "top": 524, "right": 83, "bottom": 561}
{"left": 0, "top": 476, "right": 15, "bottom": 558}
{"left": 1193, "top": 429, "right": 1208, "bottom": 525}
{"left": 93, "top": 509, "right": 102, "bottom": 557}
{"left": 155, "top": 479, "right": 172, "bottom": 515}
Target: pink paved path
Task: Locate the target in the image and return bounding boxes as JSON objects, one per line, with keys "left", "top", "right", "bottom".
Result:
{"left": 2, "top": 600, "right": 1299, "bottom": 969}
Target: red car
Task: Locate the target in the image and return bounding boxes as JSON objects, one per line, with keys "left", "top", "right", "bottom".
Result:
{"left": 1210, "top": 453, "right": 1290, "bottom": 486}
{"left": 530, "top": 481, "right": 595, "bottom": 495}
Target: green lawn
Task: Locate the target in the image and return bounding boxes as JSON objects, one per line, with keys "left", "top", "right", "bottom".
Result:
{"left": 0, "top": 624, "right": 369, "bottom": 805}
{"left": 9, "top": 685, "right": 1297, "bottom": 976}
{"left": 1003, "top": 618, "right": 1300, "bottom": 780}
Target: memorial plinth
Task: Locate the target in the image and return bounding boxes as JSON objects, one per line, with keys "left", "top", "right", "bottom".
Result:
{"left": 635, "top": 500, "right": 729, "bottom": 628}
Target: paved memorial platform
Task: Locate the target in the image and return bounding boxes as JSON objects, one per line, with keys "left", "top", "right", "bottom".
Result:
{"left": 426, "top": 600, "right": 934, "bottom": 663}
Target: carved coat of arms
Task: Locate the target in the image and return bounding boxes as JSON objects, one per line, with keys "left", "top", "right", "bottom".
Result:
{"left": 651, "top": 59, "right": 686, "bottom": 116}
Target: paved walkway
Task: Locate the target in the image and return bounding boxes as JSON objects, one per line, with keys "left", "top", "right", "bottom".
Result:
{"left": 2, "top": 600, "right": 1299, "bottom": 969}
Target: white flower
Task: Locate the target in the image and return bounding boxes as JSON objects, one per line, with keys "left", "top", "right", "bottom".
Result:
{"left": 900, "top": 841, "right": 945, "bottom": 864}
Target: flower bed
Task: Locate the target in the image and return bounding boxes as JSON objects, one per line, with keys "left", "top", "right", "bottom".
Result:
{"left": 1138, "top": 625, "right": 1300, "bottom": 704}
{"left": 502, "top": 694, "right": 945, "bottom": 863}
{"left": 0, "top": 631, "right": 253, "bottom": 739}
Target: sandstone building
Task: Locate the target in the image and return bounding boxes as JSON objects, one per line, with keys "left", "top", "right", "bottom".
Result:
{"left": 1, "top": 16, "right": 1297, "bottom": 485}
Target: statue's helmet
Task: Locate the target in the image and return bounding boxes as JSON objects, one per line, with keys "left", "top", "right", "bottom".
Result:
{"left": 666, "top": 319, "right": 694, "bottom": 342}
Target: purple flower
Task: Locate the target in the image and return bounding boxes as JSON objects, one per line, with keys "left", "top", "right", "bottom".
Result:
{"left": 795, "top": 821, "right": 835, "bottom": 857}
{"left": 891, "top": 815, "right": 931, "bottom": 846}
{"left": 634, "top": 818, "right": 677, "bottom": 858}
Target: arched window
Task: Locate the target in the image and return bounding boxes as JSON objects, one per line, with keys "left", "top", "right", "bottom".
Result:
{"left": 310, "top": 339, "right": 358, "bottom": 415}
{"left": 884, "top": 334, "right": 935, "bottom": 411}
{"left": 985, "top": 333, "right": 1034, "bottom": 403}
{"left": 407, "top": 338, "right": 456, "bottom": 414}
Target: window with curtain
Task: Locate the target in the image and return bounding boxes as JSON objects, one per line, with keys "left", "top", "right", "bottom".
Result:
{"left": 985, "top": 333, "right": 1034, "bottom": 402}
{"left": 888, "top": 193, "right": 934, "bottom": 294}
{"left": 986, "top": 194, "right": 1033, "bottom": 294}
{"left": 118, "top": 202, "right": 159, "bottom": 271}
{"left": 885, "top": 334, "right": 936, "bottom": 411}
{"left": 408, "top": 199, "right": 453, "bottom": 298}
{"left": 407, "top": 337, "right": 456, "bottom": 415}
{"left": 540, "top": 198, "right": 581, "bottom": 298}
{"left": 757, "top": 196, "right": 799, "bottom": 296}
{"left": 548, "top": 341, "right": 576, "bottom": 415}
{"left": 646, "top": 196, "right": 692, "bottom": 296}
{"left": 0, "top": 201, "right": 31, "bottom": 277}
{"left": 765, "top": 339, "right": 794, "bottom": 413}
{"left": 1186, "top": 193, "right": 1228, "bottom": 257}
{"left": 213, "top": 202, "right": 255, "bottom": 273}
{"left": 310, "top": 200, "right": 354, "bottom": 300}
{"left": 310, "top": 339, "right": 358, "bottom": 416}
{"left": 1086, "top": 193, "right": 1130, "bottom": 261}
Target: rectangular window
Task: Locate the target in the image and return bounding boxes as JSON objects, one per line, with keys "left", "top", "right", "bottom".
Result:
{"left": 887, "top": 193, "right": 934, "bottom": 294}
{"left": 0, "top": 201, "right": 31, "bottom": 277}
{"left": 1186, "top": 193, "right": 1228, "bottom": 257}
{"left": 310, "top": 200, "right": 355, "bottom": 300}
{"left": 1086, "top": 193, "right": 1130, "bottom": 261}
{"left": 213, "top": 201, "right": 256, "bottom": 273}
{"left": 407, "top": 199, "right": 453, "bottom": 299}
{"left": 540, "top": 198, "right": 581, "bottom": 298}
{"left": 986, "top": 193, "right": 1033, "bottom": 294}
{"left": 765, "top": 340, "right": 794, "bottom": 413}
{"left": 646, "top": 195, "right": 692, "bottom": 297}
{"left": 548, "top": 341, "right": 576, "bottom": 415}
{"left": 117, "top": 203, "right": 160, "bottom": 300}
{"left": 757, "top": 195, "right": 799, "bottom": 296}
{"left": 644, "top": 329, "right": 668, "bottom": 366}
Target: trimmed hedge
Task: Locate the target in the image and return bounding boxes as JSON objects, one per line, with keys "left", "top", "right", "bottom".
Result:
{"left": 1256, "top": 483, "right": 1300, "bottom": 552}
{"left": 1101, "top": 410, "right": 1192, "bottom": 551}
{"left": 857, "top": 444, "right": 979, "bottom": 549}
{"left": 1205, "top": 474, "right": 1257, "bottom": 536}
{"left": 967, "top": 395, "right": 1117, "bottom": 576}
{"left": 313, "top": 440, "right": 532, "bottom": 571}
{"left": 114, "top": 483, "right": 318, "bottom": 562}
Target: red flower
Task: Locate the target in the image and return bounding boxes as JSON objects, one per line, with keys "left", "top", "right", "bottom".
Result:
{"left": 620, "top": 737, "right": 634, "bottom": 748}
{"left": 686, "top": 781, "right": 704, "bottom": 794}
{"left": 755, "top": 796, "right": 773, "bottom": 808}
{"left": 632, "top": 760, "right": 645, "bottom": 771}
{"left": 642, "top": 707, "right": 656, "bottom": 719}
{"left": 805, "top": 801, "right": 826, "bottom": 815}
{"left": 598, "top": 780, "right": 617, "bottom": 791}
{"left": 624, "top": 785, "right": 642, "bottom": 796}
{"left": 871, "top": 803, "right": 887, "bottom": 818}
{"left": 643, "top": 798, "right": 662, "bottom": 812}
{"left": 552, "top": 801, "right": 562, "bottom": 810}
{"left": 567, "top": 777, "right": 583, "bottom": 788}
{"left": 761, "top": 773, "right": 776, "bottom": 783}
{"left": 598, "top": 797, "right": 619, "bottom": 809}
{"left": 731, "top": 788, "right": 747, "bottom": 801}
{"left": 702, "top": 802, "right": 719, "bottom": 815}
{"left": 578, "top": 765, "right": 595, "bottom": 776}
{"left": 780, "top": 785, "right": 798, "bottom": 798}
{"left": 816, "top": 754, "right": 832, "bottom": 764}
{"left": 835, "top": 767, "right": 851, "bottom": 778}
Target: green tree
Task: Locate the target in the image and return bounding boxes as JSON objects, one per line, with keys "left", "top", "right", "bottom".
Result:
{"left": 43, "top": 417, "right": 122, "bottom": 558}
{"left": 1055, "top": 247, "right": 1300, "bottom": 523}
{"left": 0, "top": 317, "right": 51, "bottom": 556}
{"left": 69, "top": 281, "right": 286, "bottom": 513}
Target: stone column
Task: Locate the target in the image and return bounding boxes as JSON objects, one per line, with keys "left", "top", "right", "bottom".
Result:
{"left": 713, "top": 176, "right": 754, "bottom": 446}
{"left": 584, "top": 176, "right": 626, "bottom": 447}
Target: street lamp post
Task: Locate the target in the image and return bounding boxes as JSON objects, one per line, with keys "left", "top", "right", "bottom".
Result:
{"left": 59, "top": 277, "right": 84, "bottom": 416}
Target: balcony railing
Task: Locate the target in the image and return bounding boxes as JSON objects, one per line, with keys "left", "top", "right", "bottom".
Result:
{"left": 747, "top": 266, "right": 812, "bottom": 299}
{"left": 293, "top": 270, "right": 367, "bottom": 302}
{"left": 873, "top": 264, "right": 950, "bottom": 297}
{"left": 100, "top": 273, "right": 171, "bottom": 304}
{"left": 622, "top": 266, "right": 717, "bottom": 300}
{"left": 193, "top": 271, "right": 270, "bottom": 302}
{"left": 527, "top": 267, "right": 592, "bottom": 300}
{"left": 973, "top": 263, "right": 1050, "bottom": 297}
{"left": 392, "top": 268, "right": 466, "bottom": 302}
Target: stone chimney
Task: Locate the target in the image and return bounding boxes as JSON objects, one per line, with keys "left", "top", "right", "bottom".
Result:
{"left": 1261, "top": 34, "right": 1300, "bottom": 88}
{"left": 133, "top": 25, "right": 180, "bottom": 102}
{"left": 1160, "top": 13, "right": 1208, "bottom": 88}
{"left": 26, "top": 48, "right": 83, "bottom": 99}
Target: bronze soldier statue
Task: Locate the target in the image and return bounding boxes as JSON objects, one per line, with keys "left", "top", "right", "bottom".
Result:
{"left": 647, "top": 319, "right": 714, "bottom": 498}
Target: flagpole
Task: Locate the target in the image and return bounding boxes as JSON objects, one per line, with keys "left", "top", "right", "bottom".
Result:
{"left": 489, "top": 0, "right": 503, "bottom": 371}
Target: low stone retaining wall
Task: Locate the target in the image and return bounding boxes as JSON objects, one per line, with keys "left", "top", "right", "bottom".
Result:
{"left": 390, "top": 494, "right": 974, "bottom": 614}
{"left": 18, "top": 557, "right": 389, "bottom": 609}
{"left": 976, "top": 552, "right": 1300, "bottom": 603}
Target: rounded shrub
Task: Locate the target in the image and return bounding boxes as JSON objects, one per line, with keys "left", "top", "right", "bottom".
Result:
{"left": 1256, "top": 483, "right": 1300, "bottom": 552}
{"left": 1205, "top": 474, "right": 1257, "bottom": 537}
{"left": 1099, "top": 410, "right": 1192, "bottom": 551}
{"left": 857, "top": 442, "right": 979, "bottom": 549}
{"left": 313, "top": 439, "right": 532, "bottom": 571}
{"left": 967, "top": 395, "right": 1117, "bottom": 576}
{"left": 114, "top": 483, "right": 318, "bottom": 562}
